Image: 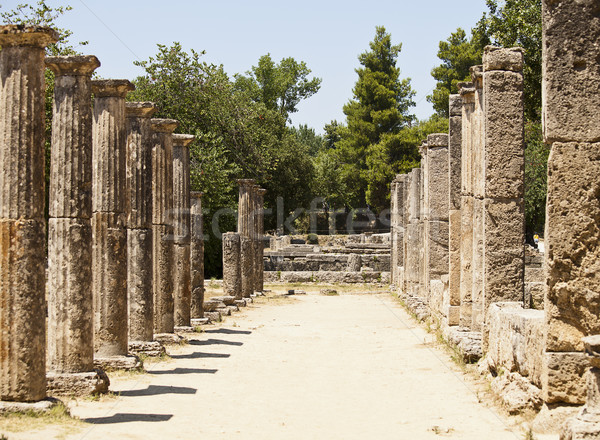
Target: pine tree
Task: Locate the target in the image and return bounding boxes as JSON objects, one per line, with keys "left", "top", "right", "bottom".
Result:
{"left": 335, "top": 26, "right": 416, "bottom": 210}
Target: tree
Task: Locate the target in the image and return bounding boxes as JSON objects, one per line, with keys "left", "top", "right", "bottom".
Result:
{"left": 427, "top": 28, "right": 488, "bottom": 117}
{"left": 524, "top": 122, "right": 549, "bottom": 239}
{"left": 477, "top": 0, "right": 542, "bottom": 121}
{"left": 234, "top": 54, "right": 322, "bottom": 120}
{"left": 289, "top": 124, "right": 324, "bottom": 156}
{"left": 336, "top": 26, "right": 416, "bottom": 210}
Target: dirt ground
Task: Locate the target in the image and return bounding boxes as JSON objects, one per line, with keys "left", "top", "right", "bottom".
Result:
{"left": 2, "top": 286, "right": 556, "bottom": 440}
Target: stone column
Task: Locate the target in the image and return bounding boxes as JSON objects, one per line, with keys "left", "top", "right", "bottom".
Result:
{"left": 223, "top": 232, "right": 242, "bottom": 299}
{"left": 541, "top": 0, "right": 600, "bottom": 405}
{"left": 391, "top": 175, "right": 406, "bottom": 290}
{"left": 405, "top": 168, "right": 422, "bottom": 298}
{"left": 447, "top": 94, "right": 463, "bottom": 327}
{"left": 459, "top": 81, "right": 475, "bottom": 329}
{"left": 419, "top": 143, "right": 428, "bottom": 302}
{"left": 471, "top": 65, "right": 486, "bottom": 332}
{"left": 172, "top": 134, "right": 195, "bottom": 330}
{"left": 390, "top": 180, "right": 398, "bottom": 286}
{"left": 424, "top": 134, "right": 450, "bottom": 319}
{"left": 238, "top": 179, "right": 256, "bottom": 298}
{"left": 150, "top": 118, "right": 179, "bottom": 341}
{"left": 190, "top": 192, "right": 205, "bottom": 321}
{"left": 481, "top": 46, "right": 525, "bottom": 340}
{"left": 125, "top": 102, "right": 164, "bottom": 357}
{"left": 255, "top": 188, "right": 267, "bottom": 293}
{"left": 91, "top": 79, "right": 140, "bottom": 370}
{"left": 0, "top": 25, "right": 57, "bottom": 403}
{"left": 401, "top": 172, "right": 412, "bottom": 295}
{"left": 45, "top": 55, "right": 109, "bottom": 395}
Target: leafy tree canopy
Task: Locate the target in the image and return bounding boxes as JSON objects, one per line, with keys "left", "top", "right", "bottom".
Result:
{"left": 234, "top": 54, "right": 322, "bottom": 120}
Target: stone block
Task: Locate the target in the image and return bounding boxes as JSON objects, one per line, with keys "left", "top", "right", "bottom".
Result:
{"left": 482, "top": 46, "right": 524, "bottom": 72}
{"left": 448, "top": 209, "right": 461, "bottom": 306}
{"left": 525, "top": 282, "right": 545, "bottom": 310}
{"left": 0, "top": 218, "right": 47, "bottom": 401}
{"left": 486, "top": 303, "right": 544, "bottom": 387}
{"left": 127, "top": 228, "right": 153, "bottom": 343}
{"left": 46, "top": 370, "right": 109, "bottom": 397}
{"left": 542, "top": 351, "right": 588, "bottom": 404}
{"left": 426, "top": 147, "right": 449, "bottom": 221}
{"left": 542, "top": 0, "right": 600, "bottom": 143}
{"left": 173, "top": 243, "right": 191, "bottom": 327}
{"left": 483, "top": 70, "right": 524, "bottom": 200}
{"left": 525, "top": 266, "right": 544, "bottom": 283}
{"left": 152, "top": 224, "right": 174, "bottom": 334}
{"left": 47, "top": 218, "right": 93, "bottom": 373}
{"left": 427, "top": 220, "right": 449, "bottom": 277}
{"left": 449, "top": 115, "right": 462, "bottom": 210}
{"left": 545, "top": 142, "right": 600, "bottom": 352}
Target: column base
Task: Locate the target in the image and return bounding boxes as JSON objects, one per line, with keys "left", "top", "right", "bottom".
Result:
{"left": 128, "top": 341, "right": 166, "bottom": 357}
{"left": 174, "top": 326, "right": 195, "bottom": 333}
{"left": 47, "top": 369, "right": 110, "bottom": 397}
{"left": 204, "top": 312, "right": 222, "bottom": 322}
{"left": 0, "top": 397, "right": 64, "bottom": 415}
{"left": 94, "top": 355, "right": 142, "bottom": 372}
{"left": 234, "top": 299, "right": 248, "bottom": 307}
{"left": 216, "top": 307, "right": 231, "bottom": 316}
{"left": 191, "top": 317, "right": 210, "bottom": 326}
{"left": 154, "top": 333, "right": 186, "bottom": 345}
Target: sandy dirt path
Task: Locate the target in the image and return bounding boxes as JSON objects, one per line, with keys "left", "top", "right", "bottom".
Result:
{"left": 8, "top": 292, "right": 528, "bottom": 440}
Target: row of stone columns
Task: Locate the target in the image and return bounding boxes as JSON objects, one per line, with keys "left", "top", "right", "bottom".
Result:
{"left": 392, "top": 46, "right": 525, "bottom": 345}
{"left": 0, "top": 26, "right": 206, "bottom": 403}
{"left": 222, "top": 180, "right": 266, "bottom": 299}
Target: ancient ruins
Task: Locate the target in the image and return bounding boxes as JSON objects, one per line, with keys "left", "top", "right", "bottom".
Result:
{"left": 0, "top": 1, "right": 599, "bottom": 438}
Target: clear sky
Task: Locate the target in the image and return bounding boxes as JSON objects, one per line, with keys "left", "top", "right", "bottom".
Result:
{"left": 4, "top": 0, "right": 489, "bottom": 133}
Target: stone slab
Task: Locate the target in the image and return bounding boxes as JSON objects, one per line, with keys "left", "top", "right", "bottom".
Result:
{"left": 46, "top": 370, "right": 109, "bottom": 397}
{"left": 94, "top": 355, "right": 142, "bottom": 372}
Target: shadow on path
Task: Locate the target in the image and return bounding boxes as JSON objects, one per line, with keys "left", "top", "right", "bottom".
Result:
{"left": 169, "top": 351, "right": 231, "bottom": 360}
{"left": 149, "top": 368, "right": 218, "bottom": 375}
{"left": 189, "top": 339, "right": 243, "bottom": 347}
{"left": 119, "top": 385, "right": 197, "bottom": 397}
{"left": 84, "top": 413, "right": 173, "bottom": 424}
{"left": 204, "top": 328, "right": 252, "bottom": 335}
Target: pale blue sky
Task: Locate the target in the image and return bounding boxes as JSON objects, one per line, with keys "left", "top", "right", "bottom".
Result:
{"left": 3, "top": 0, "right": 489, "bottom": 133}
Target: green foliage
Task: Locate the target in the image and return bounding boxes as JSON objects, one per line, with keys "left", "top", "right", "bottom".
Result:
{"left": 477, "top": 0, "right": 542, "bottom": 121}
{"left": 289, "top": 124, "right": 324, "bottom": 156}
{"left": 306, "top": 233, "right": 318, "bottom": 244}
{"left": 427, "top": 28, "right": 488, "bottom": 117}
{"left": 524, "top": 122, "right": 549, "bottom": 237}
{"left": 234, "top": 54, "right": 322, "bottom": 120}
{"left": 130, "top": 43, "right": 320, "bottom": 275}
{"left": 336, "top": 26, "right": 416, "bottom": 210}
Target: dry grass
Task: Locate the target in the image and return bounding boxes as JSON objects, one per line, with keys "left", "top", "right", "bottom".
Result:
{"left": 0, "top": 401, "right": 83, "bottom": 438}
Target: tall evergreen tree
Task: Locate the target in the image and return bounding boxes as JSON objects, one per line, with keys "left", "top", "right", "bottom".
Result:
{"left": 336, "top": 26, "right": 416, "bottom": 210}
{"left": 427, "top": 28, "right": 488, "bottom": 118}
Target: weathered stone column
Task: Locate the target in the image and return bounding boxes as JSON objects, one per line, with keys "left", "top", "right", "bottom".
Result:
{"left": 172, "top": 134, "right": 195, "bottom": 330}
{"left": 424, "top": 134, "right": 450, "bottom": 319}
{"left": 419, "top": 143, "right": 428, "bottom": 302}
{"left": 481, "top": 46, "right": 525, "bottom": 342}
{"left": 471, "top": 65, "right": 486, "bottom": 332}
{"left": 542, "top": 0, "right": 600, "bottom": 405}
{"left": 45, "top": 55, "right": 109, "bottom": 395}
{"left": 447, "top": 94, "right": 463, "bottom": 327}
{"left": 238, "top": 179, "right": 256, "bottom": 298}
{"left": 190, "top": 192, "right": 205, "bottom": 321}
{"left": 391, "top": 175, "right": 406, "bottom": 290}
{"left": 151, "top": 119, "right": 179, "bottom": 340}
{"left": 91, "top": 79, "right": 140, "bottom": 370}
{"left": 125, "top": 102, "right": 164, "bottom": 357}
{"left": 223, "top": 232, "right": 242, "bottom": 299}
{"left": 400, "top": 171, "right": 412, "bottom": 295}
{"left": 459, "top": 81, "right": 476, "bottom": 329}
{"left": 390, "top": 180, "right": 398, "bottom": 286}
{"left": 0, "top": 25, "right": 57, "bottom": 404}
{"left": 405, "top": 168, "right": 422, "bottom": 298}
{"left": 255, "top": 188, "right": 267, "bottom": 293}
